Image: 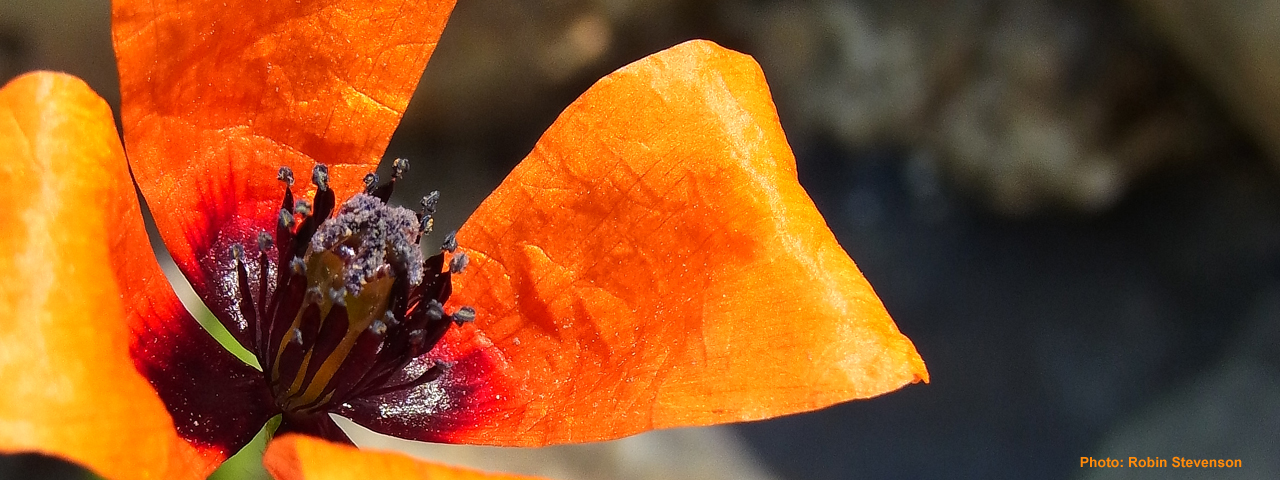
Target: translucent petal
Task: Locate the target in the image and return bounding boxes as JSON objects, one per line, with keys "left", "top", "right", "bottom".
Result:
{"left": 112, "top": 0, "right": 456, "bottom": 349}
{"left": 349, "top": 40, "right": 928, "bottom": 446}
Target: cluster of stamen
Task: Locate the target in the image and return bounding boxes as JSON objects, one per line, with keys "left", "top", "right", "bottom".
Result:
{"left": 229, "top": 160, "right": 472, "bottom": 421}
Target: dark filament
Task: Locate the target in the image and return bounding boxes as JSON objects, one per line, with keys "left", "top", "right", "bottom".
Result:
{"left": 227, "top": 162, "right": 470, "bottom": 440}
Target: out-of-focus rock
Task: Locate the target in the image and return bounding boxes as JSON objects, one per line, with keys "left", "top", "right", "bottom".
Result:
{"left": 1127, "top": 1, "right": 1280, "bottom": 173}
{"left": 2, "top": 0, "right": 1227, "bottom": 215}
{"left": 720, "top": 0, "right": 1216, "bottom": 214}
{"left": 406, "top": 0, "right": 719, "bottom": 156}
{"left": 410, "top": 0, "right": 1223, "bottom": 215}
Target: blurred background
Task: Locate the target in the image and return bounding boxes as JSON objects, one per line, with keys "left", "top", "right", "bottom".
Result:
{"left": 3, "top": 0, "right": 1279, "bottom": 478}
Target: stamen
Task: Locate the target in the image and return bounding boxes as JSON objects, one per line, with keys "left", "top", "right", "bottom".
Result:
{"left": 327, "top": 287, "right": 346, "bottom": 306}
{"left": 312, "top": 164, "right": 330, "bottom": 192}
{"left": 278, "top": 209, "right": 294, "bottom": 230}
{"left": 305, "top": 286, "right": 323, "bottom": 304}
{"left": 258, "top": 164, "right": 465, "bottom": 421}
{"left": 229, "top": 242, "right": 260, "bottom": 345}
{"left": 442, "top": 231, "right": 457, "bottom": 253}
{"left": 449, "top": 252, "right": 469, "bottom": 273}
{"left": 448, "top": 305, "right": 473, "bottom": 325}
{"left": 290, "top": 169, "right": 336, "bottom": 259}
{"left": 290, "top": 257, "right": 306, "bottom": 275}
{"left": 274, "top": 170, "right": 297, "bottom": 283}
{"left": 369, "top": 158, "right": 410, "bottom": 201}
{"left": 423, "top": 299, "right": 445, "bottom": 322}
{"left": 391, "top": 158, "right": 409, "bottom": 179}
{"left": 360, "top": 360, "right": 451, "bottom": 398}
{"left": 420, "top": 191, "right": 439, "bottom": 216}
{"left": 381, "top": 310, "right": 397, "bottom": 327}
{"left": 254, "top": 232, "right": 272, "bottom": 351}
{"left": 257, "top": 232, "right": 273, "bottom": 252}
{"left": 419, "top": 191, "right": 439, "bottom": 237}
{"left": 452, "top": 306, "right": 476, "bottom": 325}
{"left": 277, "top": 166, "right": 295, "bottom": 186}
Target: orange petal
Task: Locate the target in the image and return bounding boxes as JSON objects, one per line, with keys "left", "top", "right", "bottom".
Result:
{"left": 128, "top": 249, "right": 278, "bottom": 467}
{"left": 263, "top": 434, "right": 547, "bottom": 480}
{"left": 438, "top": 40, "right": 928, "bottom": 445}
{"left": 112, "top": 0, "right": 457, "bottom": 346}
{"left": 0, "top": 72, "right": 207, "bottom": 479}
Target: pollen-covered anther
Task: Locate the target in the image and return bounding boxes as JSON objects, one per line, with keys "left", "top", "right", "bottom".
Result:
{"left": 452, "top": 306, "right": 476, "bottom": 325}
{"left": 310, "top": 194, "right": 424, "bottom": 293}
{"left": 327, "top": 287, "right": 347, "bottom": 306}
{"left": 369, "top": 318, "right": 388, "bottom": 336}
{"left": 277, "top": 166, "right": 295, "bottom": 186}
{"left": 442, "top": 230, "right": 457, "bottom": 253}
{"left": 418, "top": 191, "right": 439, "bottom": 237}
{"left": 257, "top": 232, "right": 273, "bottom": 252}
{"left": 423, "top": 299, "right": 445, "bottom": 322}
{"left": 391, "top": 157, "right": 409, "bottom": 179}
{"left": 449, "top": 252, "right": 469, "bottom": 273}
{"left": 230, "top": 243, "right": 246, "bottom": 263}
{"left": 380, "top": 310, "right": 397, "bottom": 327}
{"left": 278, "top": 209, "right": 295, "bottom": 229}
{"left": 312, "top": 164, "right": 330, "bottom": 192}
{"left": 420, "top": 191, "right": 439, "bottom": 215}
{"left": 364, "top": 158, "right": 411, "bottom": 201}
{"left": 256, "top": 164, "right": 464, "bottom": 426}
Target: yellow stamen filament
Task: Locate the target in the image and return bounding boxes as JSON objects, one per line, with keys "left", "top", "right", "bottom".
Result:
{"left": 285, "top": 266, "right": 394, "bottom": 410}
{"left": 284, "top": 350, "right": 315, "bottom": 401}
{"left": 272, "top": 251, "right": 341, "bottom": 388}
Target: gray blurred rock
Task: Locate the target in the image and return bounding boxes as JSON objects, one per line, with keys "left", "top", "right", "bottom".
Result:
{"left": 720, "top": 0, "right": 1215, "bottom": 215}
{"left": 1, "top": 0, "right": 1227, "bottom": 215}
{"left": 1127, "top": 0, "right": 1280, "bottom": 172}
{"left": 409, "top": 0, "right": 1224, "bottom": 215}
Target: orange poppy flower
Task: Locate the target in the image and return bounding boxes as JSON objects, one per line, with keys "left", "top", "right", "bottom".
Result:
{"left": 0, "top": 0, "right": 927, "bottom": 478}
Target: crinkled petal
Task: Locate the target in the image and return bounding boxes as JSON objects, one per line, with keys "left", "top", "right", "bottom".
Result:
{"left": 0, "top": 72, "right": 206, "bottom": 480}
{"left": 263, "top": 434, "right": 548, "bottom": 480}
{"left": 112, "top": 0, "right": 456, "bottom": 349}
{"left": 349, "top": 40, "right": 927, "bottom": 445}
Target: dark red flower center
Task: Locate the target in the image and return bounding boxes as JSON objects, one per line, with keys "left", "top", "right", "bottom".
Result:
{"left": 230, "top": 162, "right": 471, "bottom": 438}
